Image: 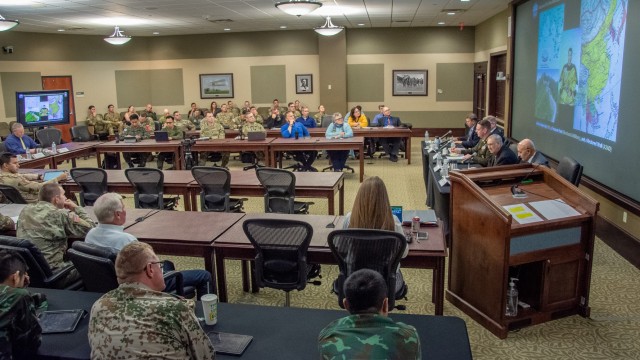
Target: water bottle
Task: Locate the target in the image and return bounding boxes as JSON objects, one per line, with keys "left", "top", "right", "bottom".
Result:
{"left": 51, "top": 142, "right": 57, "bottom": 154}
{"left": 434, "top": 136, "right": 441, "bottom": 150}
{"left": 505, "top": 278, "right": 519, "bottom": 317}
{"left": 424, "top": 130, "right": 430, "bottom": 148}
{"left": 436, "top": 153, "right": 442, "bottom": 168}
{"left": 442, "top": 158, "right": 449, "bottom": 178}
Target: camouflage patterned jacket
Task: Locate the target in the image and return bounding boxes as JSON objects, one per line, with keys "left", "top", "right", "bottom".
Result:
{"left": 160, "top": 126, "right": 184, "bottom": 140}
{"left": 216, "top": 112, "right": 238, "bottom": 130}
{"left": 16, "top": 202, "right": 94, "bottom": 271}
{"left": 200, "top": 121, "right": 225, "bottom": 140}
{"left": 85, "top": 114, "right": 103, "bottom": 129}
{"left": 318, "top": 313, "right": 421, "bottom": 360}
{"left": 89, "top": 283, "right": 215, "bottom": 360}
{"left": 0, "top": 172, "right": 57, "bottom": 203}
{"left": 241, "top": 122, "right": 265, "bottom": 137}
{"left": 96, "top": 113, "right": 120, "bottom": 135}
{"left": 0, "top": 285, "right": 41, "bottom": 359}
{"left": 120, "top": 124, "right": 152, "bottom": 140}
{"left": 175, "top": 119, "right": 196, "bottom": 132}
{"left": 0, "top": 213, "right": 14, "bottom": 231}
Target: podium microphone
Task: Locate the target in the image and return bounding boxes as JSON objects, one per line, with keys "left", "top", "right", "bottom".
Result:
{"left": 511, "top": 163, "right": 542, "bottom": 198}
{"left": 440, "top": 130, "right": 452, "bottom": 139}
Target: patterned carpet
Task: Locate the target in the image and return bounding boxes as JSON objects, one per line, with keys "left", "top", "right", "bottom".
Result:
{"left": 63, "top": 142, "right": 640, "bottom": 359}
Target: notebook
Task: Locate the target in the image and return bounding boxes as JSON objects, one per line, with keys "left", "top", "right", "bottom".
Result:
{"left": 207, "top": 331, "right": 253, "bottom": 355}
{"left": 247, "top": 131, "right": 266, "bottom": 141}
{"left": 154, "top": 131, "right": 169, "bottom": 142}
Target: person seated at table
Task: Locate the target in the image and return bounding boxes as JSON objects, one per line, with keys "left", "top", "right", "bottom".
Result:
{"left": 249, "top": 106, "right": 264, "bottom": 125}
{"left": 264, "top": 106, "right": 285, "bottom": 129}
{"left": 100, "top": 104, "right": 120, "bottom": 137}
{"left": 137, "top": 112, "right": 155, "bottom": 132}
{"left": 0, "top": 249, "right": 43, "bottom": 359}
{"left": 88, "top": 242, "right": 215, "bottom": 360}
{"left": 0, "top": 152, "right": 67, "bottom": 203}
{"left": 376, "top": 107, "right": 403, "bottom": 162}
{"left": 517, "top": 138, "right": 549, "bottom": 166}
{"left": 343, "top": 176, "right": 408, "bottom": 290}
{"left": 241, "top": 112, "right": 266, "bottom": 166}
{"left": 296, "top": 107, "right": 316, "bottom": 128}
{"left": 85, "top": 193, "right": 213, "bottom": 300}
{"left": 120, "top": 114, "right": 152, "bottom": 168}
{"left": 313, "top": 105, "right": 326, "bottom": 126}
{"left": 17, "top": 183, "right": 94, "bottom": 288}
{"left": 190, "top": 109, "right": 205, "bottom": 129}
{"left": 215, "top": 104, "right": 238, "bottom": 130}
{"left": 199, "top": 111, "right": 229, "bottom": 168}
{"left": 487, "top": 134, "right": 518, "bottom": 167}
{"left": 451, "top": 117, "right": 492, "bottom": 167}
{"left": 122, "top": 105, "right": 136, "bottom": 124}
{"left": 281, "top": 111, "right": 317, "bottom": 172}
{"left": 347, "top": 106, "right": 368, "bottom": 129}
{"left": 287, "top": 102, "right": 301, "bottom": 118}
{"left": 318, "top": 269, "right": 421, "bottom": 359}
{"left": 325, "top": 112, "right": 353, "bottom": 172}
{"left": 455, "top": 113, "right": 479, "bottom": 149}
{"left": 156, "top": 116, "right": 184, "bottom": 170}
{"left": 370, "top": 104, "right": 385, "bottom": 126}
{"left": 143, "top": 103, "right": 157, "bottom": 122}
{"left": 4, "top": 123, "right": 38, "bottom": 156}
{"left": 487, "top": 115, "right": 505, "bottom": 141}
{"left": 174, "top": 111, "right": 196, "bottom": 132}
{"left": 85, "top": 105, "right": 104, "bottom": 137}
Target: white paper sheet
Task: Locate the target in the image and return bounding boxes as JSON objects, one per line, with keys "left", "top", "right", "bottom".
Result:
{"left": 503, "top": 203, "right": 544, "bottom": 224}
{"left": 529, "top": 199, "right": 581, "bottom": 220}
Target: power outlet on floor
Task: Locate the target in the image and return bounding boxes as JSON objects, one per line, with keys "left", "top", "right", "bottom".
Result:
{"left": 622, "top": 211, "right": 627, "bottom": 223}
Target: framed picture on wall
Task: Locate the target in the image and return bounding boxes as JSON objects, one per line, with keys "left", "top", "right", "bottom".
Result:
{"left": 295, "top": 74, "right": 313, "bottom": 94}
{"left": 199, "top": 73, "right": 234, "bottom": 99}
{"left": 392, "top": 70, "right": 428, "bottom": 96}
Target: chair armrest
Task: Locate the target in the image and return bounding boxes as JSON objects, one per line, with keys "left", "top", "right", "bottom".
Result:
{"left": 45, "top": 264, "right": 77, "bottom": 287}
{"left": 163, "top": 270, "right": 184, "bottom": 296}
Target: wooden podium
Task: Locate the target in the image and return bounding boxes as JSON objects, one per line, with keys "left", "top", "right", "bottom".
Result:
{"left": 446, "top": 164, "right": 599, "bottom": 338}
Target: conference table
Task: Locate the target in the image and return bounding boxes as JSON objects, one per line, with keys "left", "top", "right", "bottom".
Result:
{"left": 94, "top": 139, "right": 184, "bottom": 170}
{"left": 35, "top": 287, "right": 472, "bottom": 360}
{"left": 58, "top": 169, "right": 345, "bottom": 215}
{"left": 17, "top": 141, "right": 102, "bottom": 169}
{"left": 269, "top": 136, "right": 365, "bottom": 182}
{"left": 214, "top": 213, "right": 448, "bottom": 315}
{"left": 191, "top": 138, "right": 274, "bottom": 167}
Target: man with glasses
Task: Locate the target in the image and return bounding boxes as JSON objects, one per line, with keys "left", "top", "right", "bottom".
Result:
{"left": 17, "top": 183, "right": 94, "bottom": 288}
{"left": 156, "top": 115, "right": 184, "bottom": 170}
{"left": 486, "top": 134, "right": 518, "bottom": 167}
{"left": 0, "top": 250, "right": 43, "bottom": 359}
{"left": 89, "top": 242, "right": 215, "bottom": 360}
{"left": 85, "top": 193, "right": 212, "bottom": 299}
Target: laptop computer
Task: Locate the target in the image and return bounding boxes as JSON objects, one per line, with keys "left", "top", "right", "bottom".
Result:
{"left": 154, "top": 131, "right": 169, "bottom": 142}
{"left": 247, "top": 131, "right": 266, "bottom": 141}
{"left": 42, "top": 170, "right": 67, "bottom": 182}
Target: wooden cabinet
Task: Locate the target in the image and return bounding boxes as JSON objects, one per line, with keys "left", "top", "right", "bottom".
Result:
{"left": 446, "top": 164, "right": 598, "bottom": 338}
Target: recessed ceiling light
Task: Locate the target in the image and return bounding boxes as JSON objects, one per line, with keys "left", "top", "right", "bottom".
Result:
{"left": 280, "top": 25, "right": 287, "bottom": 29}
{"left": 461, "top": 0, "right": 470, "bottom": 2}
{"left": 223, "top": 28, "right": 231, "bottom": 31}
{"left": 438, "top": 21, "right": 445, "bottom": 25}
{"left": 57, "top": 29, "right": 65, "bottom": 32}
{"left": 152, "top": 31, "right": 159, "bottom": 35}
{"left": 447, "top": 12, "right": 456, "bottom": 15}
{"left": 357, "top": 23, "right": 365, "bottom": 26}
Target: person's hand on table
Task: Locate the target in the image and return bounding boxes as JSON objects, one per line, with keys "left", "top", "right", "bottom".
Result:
{"left": 56, "top": 172, "right": 68, "bottom": 182}
{"left": 463, "top": 154, "right": 472, "bottom": 161}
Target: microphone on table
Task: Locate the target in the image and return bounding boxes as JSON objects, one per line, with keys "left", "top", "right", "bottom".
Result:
{"left": 511, "top": 162, "right": 542, "bottom": 198}
{"left": 440, "top": 130, "right": 452, "bottom": 140}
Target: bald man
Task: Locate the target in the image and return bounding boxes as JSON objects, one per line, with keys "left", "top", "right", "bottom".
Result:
{"left": 517, "top": 139, "right": 549, "bottom": 167}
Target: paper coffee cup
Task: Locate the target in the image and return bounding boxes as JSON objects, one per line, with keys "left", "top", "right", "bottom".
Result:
{"left": 201, "top": 294, "right": 218, "bottom": 325}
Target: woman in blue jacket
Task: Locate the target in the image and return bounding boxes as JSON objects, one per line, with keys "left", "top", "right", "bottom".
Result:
{"left": 325, "top": 112, "right": 353, "bottom": 172}
{"left": 281, "top": 111, "right": 317, "bottom": 171}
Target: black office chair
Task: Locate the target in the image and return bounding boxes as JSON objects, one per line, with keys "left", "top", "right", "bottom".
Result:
{"left": 0, "top": 142, "right": 7, "bottom": 152}
{"left": 70, "top": 125, "right": 99, "bottom": 142}
{"left": 191, "top": 166, "right": 247, "bottom": 212}
{"left": 124, "top": 168, "right": 178, "bottom": 210}
{"left": 242, "top": 219, "right": 313, "bottom": 307}
{"left": 328, "top": 229, "right": 408, "bottom": 311}
{"left": 67, "top": 242, "right": 194, "bottom": 296}
{"left": 256, "top": 167, "right": 313, "bottom": 214}
{"left": 322, "top": 151, "right": 355, "bottom": 173}
{"left": 556, "top": 156, "right": 584, "bottom": 186}
{"left": 69, "top": 168, "right": 108, "bottom": 206}
{"left": 0, "top": 236, "right": 83, "bottom": 290}
{"left": 0, "top": 184, "right": 27, "bottom": 204}
{"left": 36, "top": 128, "right": 62, "bottom": 148}
{"left": 320, "top": 115, "right": 334, "bottom": 128}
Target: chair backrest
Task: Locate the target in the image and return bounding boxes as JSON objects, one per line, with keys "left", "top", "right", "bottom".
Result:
{"left": 191, "top": 166, "right": 232, "bottom": 212}
{"left": 69, "top": 168, "right": 108, "bottom": 206}
{"left": 321, "top": 115, "right": 334, "bottom": 128}
{"left": 0, "top": 142, "right": 6, "bottom": 153}
{"left": 0, "top": 122, "right": 10, "bottom": 138}
{"left": 67, "top": 242, "right": 119, "bottom": 293}
{"left": 255, "top": 167, "right": 297, "bottom": 214}
{"left": 556, "top": 156, "right": 583, "bottom": 186}
{"left": 0, "top": 184, "right": 27, "bottom": 204}
{"left": 328, "top": 229, "right": 407, "bottom": 310}
{"left": 242, "top": 219, "right": 313, "bottom": 291}
{"left": 0, "top": 236, "right": 54, "bottom": 287}
{"left": 36, "top": 128, "right": 62, "bottom": 148}
{"left": 70, "top": 125, "right": 92, "bottom": 142}
{"left": 124, "top": 168, "right": 165, "bottom": 209}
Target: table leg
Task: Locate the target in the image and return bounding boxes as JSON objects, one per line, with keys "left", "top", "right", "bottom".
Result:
{"left": 95, "top": 151, "right": 102, "bottom": 168}
{"left": 204, "top": 247, "right": 217, "bottom": 295}
{"left": 183, "top": 191, "right": 192, "bottom": 211}
{"left": 434, "top": 257, "right": 445, "bottom": 315}
{"left": 328, "top": 194, "right": 335, "bottom": 215}
{"left": 359, "top": 144, "right": 364, "bottom": 182}
{"left": 241, "top": 260, "right": 250, "bottom": 292}
{"left": 214, "top": 247, "right": 228, "bottom": 302}
{"left": 175, "top": 149, "right": 182, "bottom": 170}
{"left": 339, "top": 180, "right": 345, "bottom": 215}
{"left": 250, "top": 261, "right": 258, "bottom": 293}
{"left": 406, "top": 136, "right": 412, "bottom": 164}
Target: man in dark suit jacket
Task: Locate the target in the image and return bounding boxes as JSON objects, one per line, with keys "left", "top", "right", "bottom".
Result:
{"left": 376, "top": 107, "right": 403, "bottom": 162}
{"left": 487, "top": 116, "right": 505, "bottom": 141}
{"left": 517, "top": 138, "right": 549, "bottom": 167}
{"left": 487, "top": 134, "right": 518, "bottom": 167}
{"left": 456, "top": 113, "right": 479, "bottom": 148}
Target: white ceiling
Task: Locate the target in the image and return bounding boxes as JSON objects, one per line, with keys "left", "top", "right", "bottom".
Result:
{"left": 0, "top": 0, "right": 509, "bottom": 37}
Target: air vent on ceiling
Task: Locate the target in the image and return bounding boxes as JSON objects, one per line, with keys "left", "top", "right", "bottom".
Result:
{"left": 63, "top": 27, "right": 89, "bottom": 31}
{"left": 207, "top": 19, "right": 234, "bottom": 23}
{"left": 443, "top": 9, "right": 465, "bottom": 14}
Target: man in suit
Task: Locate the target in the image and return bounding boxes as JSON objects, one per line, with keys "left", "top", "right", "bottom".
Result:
{"left": 455, "top": 113, "right": 479, "bottom": 148}
{"left": 376, "top": 107, "right": 403, "bottom": 162}
{"left": 4, "top": 124, "right": 38, "bottom": 156}
{"left": 517, "top": 138, "right": 549, "bottom": 166}
{"left": 487, "top": 116, "right": 505, "bottom": 140}
{"left": 487, "top": 134, "right": 518, "bottom": 167}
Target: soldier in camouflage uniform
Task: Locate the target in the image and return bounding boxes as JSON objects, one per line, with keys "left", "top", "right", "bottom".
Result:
{"left": 0, "top": 213, "right": 14, "bottom": 231}
{"left": 17, "top": 183, "right": 94, "bottom": 289}
{"left": 0, "top": 152, "right": 67, "bottom": 203}
{"left": 89, "top": 242, "right": 215, "bottom": 360}
{"left": 314, "top": 104, "right": 326, "bottom": 127}
{"left": 250, "top": 106, "right": 264, "bottom": 124}
{"left": 0, "top": 250, "right": 42, "bottom": 359}
{"left": 85, "top": 105, "right": 103, "bottom": 136}
{"left": 119, "top": 114, "right": 152, "bottom": 167}
{"left": 158, "top": 108, "right": 171, "bottom": 124}
{"left": 102, "top": 104, "right": 121, "bottom": 136}
{"left": 287, "top": 102, "right": 301, "bottom": 118}
{"left": 157, "top": 116, "right": 184, "bottom": 170}
{"left": 318, "top": 269, "right": 421, "bottom": 359}
{"left": 227, "top": 101, "right": 241, "bottom": 117}
{"left": 241, "top": 112, "right": 266, "bottom": 164}
{"left": 143, "top": 103, "right": 157, "bottom": 121}
{"left": 190, "top": 109, "right": 204, "bottom": 129}
{"left": 138, "top": 112, "right": 156, "bottom": 132}
{"left": 216, "top": 104, "right": 239, "bottom": 130}
{"left": 199, "top": 111, "right": 229, "bottom": 167}
{"left": 174, "top": 111, "right": 196, "bottom": 132}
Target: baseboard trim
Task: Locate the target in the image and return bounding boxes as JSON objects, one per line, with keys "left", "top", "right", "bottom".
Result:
{"left": 596, "top": 215, "right": 640, "bottom": 269}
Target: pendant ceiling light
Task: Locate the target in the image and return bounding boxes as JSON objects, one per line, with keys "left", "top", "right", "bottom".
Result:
{"left": 275, "top": 0, "right": 322, "bottom": 17}
{"left": 104, "top": 26, "right": 131, "bottom": 45}
{"left": 314, "top": 17, "right": 344, "bottom": 36}
{"left": 0, "top": 13, "right": 19, "bottom": 31}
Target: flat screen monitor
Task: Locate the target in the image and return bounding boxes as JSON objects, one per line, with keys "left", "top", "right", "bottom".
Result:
{"left": 16, "top": 90, "right": 71, "bottom": 128}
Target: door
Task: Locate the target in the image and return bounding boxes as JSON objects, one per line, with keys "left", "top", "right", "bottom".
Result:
{"left": 488, "top": 52, "right": 507, "bottom": 121}
{"left": 42, "top": 76, "right": 75, "bottom": 143}
{"left": 473, "top": 62, "right": 487, "bottom": 119}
